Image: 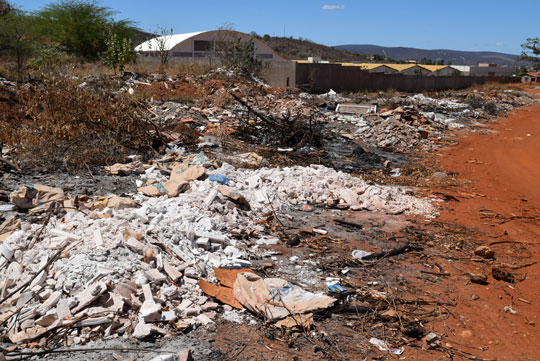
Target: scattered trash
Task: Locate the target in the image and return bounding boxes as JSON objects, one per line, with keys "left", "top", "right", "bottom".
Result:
{"left": 352, "top": 250, "right": 372, "bottom": 260}
{"left": 369, "top": 337, "right": 405, "bottom": 355}
{"left": 208, "top": 174, "right": 230, "bottom": 185}
{"left": 233, "top": 272, "right": 336, "bottom": 321}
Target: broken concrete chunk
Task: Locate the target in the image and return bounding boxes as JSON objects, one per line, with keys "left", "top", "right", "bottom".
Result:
{"left": 114, "top": 282, "right": 138, "bottom": 300}
{"left": 140, "top": 300, "right": 162, "bottom": 323}
{"left": 217, "top": 186, "right": 251, "bottom": 210}
{"left": 142, "top": 283, "right": 153, "bottom": 302}
{"left": 125, "top": 237, "right": 145, "bottom": 255}
{"left": 163, "top": 262, "right": 182, "bottom": 283}
{"left": 159, "top": 310, "right": 177, "bottom": 322}
{"left": 204, "top": 189, "right": 219, "bottom": 208}
{"left": 37, "top": 291, "right": 62, "bottom": 315}
{"left": 0, "top": 243, "right": 14, "bottom": 260}
{"left": 149, "top": 355, "right": 175, "bottom": 361}
{"left": 35, "top": 313, "right": 58, "bottom": 327}
{"left": 93, "top": 228, "right": 104, "bottom": 247}
{"left": 49, "top": 229, "right": 81, "bottom": 241}
{"left": 132, "top": 322, "right": 166, "bottom": 339}
{"left": 71, "top": 281, "right": 107, "bottom": 314}
{"left": 145, "top": 268, "right": 167, "bottom": 283}
{"left": 177, "top": 349, "right": 193, "bottom": 361}
{"left": 56, "top": 299, "right": 72, "bottom": 320}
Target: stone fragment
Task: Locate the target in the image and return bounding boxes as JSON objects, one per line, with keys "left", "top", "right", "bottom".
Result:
{"left": 469, "top": 273, "right": 488, "bottom": 285}
{"left": 145, "top": 268, "right": 167, "bottom": 283}
{"left": 56, "top": 299, "right": 72, "bottom": 320}
{"left": 35, "top": 313, "right": 58, "bottom": 327}
{"left": 204, "top": 189, "right": 219, "bottom": 208}
{"left": 71, "top": 282, "right": 107, "bottom": 313}
{"left": 177, "top": 349, "right": 193, "bottom": 361}
{"left": 149, "top": 355, "right": 175, "bottom": 361}
{"left": 140, "top": 301, "right": 162, "bottom": 323}
{"left": 125, "top": 237, "right": 145, "bottom": 255}
{"left": 132, "top": 322, "right": 166, "bottom": 339}
{"left": 163, "top": 262, "right": 182, "bottom": 282}
{"left": 474, "top": 245, "right": 495, "bottom": 259}
{"left": 202, "top": 302, "right": 218, "bottom": 311}
{"left": 195, "top": 313, "right": 214, "bottom": 326}
{"left": 93, "top": 228, "right": 104, "bottom": 247}
{"left": 37, "top": 291, "right": 62, "bottom": 315}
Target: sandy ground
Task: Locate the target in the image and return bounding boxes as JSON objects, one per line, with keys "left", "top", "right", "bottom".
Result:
{"left": 423, "top": 87, "right": 540, "bottom": 360}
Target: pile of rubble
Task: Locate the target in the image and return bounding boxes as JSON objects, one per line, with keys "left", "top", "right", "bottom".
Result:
{"left": 0, "top": 149, "right": 434, "bottom": 348}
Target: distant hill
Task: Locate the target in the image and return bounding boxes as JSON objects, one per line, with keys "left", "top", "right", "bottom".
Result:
{"left": 335, "top": 44, "right": 521, "bottom": 66}
{"left": 256, "top": 36, "right": 369, "bottom": 62}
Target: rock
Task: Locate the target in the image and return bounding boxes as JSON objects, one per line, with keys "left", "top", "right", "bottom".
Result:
{"left": 140, "top": 301, "right": 162, "bottom": 323}
{"left": 202, "top": 302, "right": 218, "bottom": 311}
{"left": 56, "top": 299, "right": 72, "bottom": 320}
{"left": 504, "top": 305, "right": 518, "bottom": 315}
{"left": 145, "top": 268, "right": 167, "bottom": 283}
{"left": 432, "top": 172, "right": 447, "bottom": 179}
{"left": 195, "top": 313, "right": 214, "bottom": 326}
{"left": 71, "top": 282, "right": 107, "bottom": 313}
{"left": 149, "top": 355, "right": 175, "bottom": 361}
{"left": 492, "top": 266, "right": 514, "bottom": 283}
{"left": 425, "top": 332, "right": 439, "bottom": 344}
{"left": 163, "top": 262, "right": 183, "bottom": 283}
{"left": 0, "top": 243, "right": 14, "bottom": 260}
{"left": 177, "top": 349, "right": 193, "bottom": 361}
{"left": 125, "top": 237, "right": 145, "bottom": 255}
{"left": 217, "top": 186, "right": 251, "bottom": 210}
{"left": 474, "top": 245, "right": 494, "bottom": 259}
{"left": 469, "top": 273, "right": 488, "bottom": 285}
{"left": 132, "top": 322, "right": 165, "bottom": 339}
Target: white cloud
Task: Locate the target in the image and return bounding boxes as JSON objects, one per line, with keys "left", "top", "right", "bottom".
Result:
{"left": 322, "top": 5, "right": 345, "bottom": 10}
{"left": 496, "top": 42, "right": 504, "bottom": 47}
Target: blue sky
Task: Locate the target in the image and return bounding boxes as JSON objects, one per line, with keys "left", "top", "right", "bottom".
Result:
{"left": 17, "top": 0, "right": 539, "bottom": 54}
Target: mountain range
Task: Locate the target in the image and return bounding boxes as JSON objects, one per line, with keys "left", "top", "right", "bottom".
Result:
{"left": 335, "top": 44, "right": 522, "bottom": 65}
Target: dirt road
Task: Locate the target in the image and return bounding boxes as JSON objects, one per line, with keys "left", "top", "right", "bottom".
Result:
{"left": 430, "top": 88, "right": 540, "bottom": 360}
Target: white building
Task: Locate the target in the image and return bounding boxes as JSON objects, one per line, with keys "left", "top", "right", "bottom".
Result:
{"left": 135, "top": 30, "right": 284, "bottom": 64}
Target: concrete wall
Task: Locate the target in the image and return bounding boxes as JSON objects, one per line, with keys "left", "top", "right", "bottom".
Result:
{"left": 469, "top": 66, "right": 516, "bottom": 77}
{"left": 295, "top": 63, "right": 518, "bottom": 93}
{"left": 262, "top": 61, "right": 296, "bottom": 88}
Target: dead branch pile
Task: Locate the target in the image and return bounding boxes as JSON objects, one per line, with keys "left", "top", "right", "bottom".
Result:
{"left": 0, "top": 77, "right": 163, "bottom": 171}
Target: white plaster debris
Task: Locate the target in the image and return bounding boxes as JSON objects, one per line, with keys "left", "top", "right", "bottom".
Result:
{"left": 0, "top": 163, "right": 434, "bottom": 345}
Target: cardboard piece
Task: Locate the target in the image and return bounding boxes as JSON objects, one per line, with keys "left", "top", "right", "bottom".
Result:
{"left": 198, "top": 279, "right": 243, "bottom": 310}
{"left": 10, "top": 184, "right": 64, "bottom": 213}
{"left": 233, "top": 272, "right": 336, "bottom": 321}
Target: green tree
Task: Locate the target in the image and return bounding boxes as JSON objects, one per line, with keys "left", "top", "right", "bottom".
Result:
{"left": 223, "top": 37, "right": 262, "bottom": 76}
{"left": 0, "top": 9, "right": 37, "bottom": 81}
{"left": 521, "top": 38, "right": 540, "bottom": 71}
{"left": 103, "top": 29, "right": 132, "bottom": 73}
{"left": 36, "top": 0, "right": 138, "bottom": 60}
{"left": 146, "top": 26, "right": 173, "bottom": 71}
{"left": 0, "top": 0, "right": 13, "bottom": 16}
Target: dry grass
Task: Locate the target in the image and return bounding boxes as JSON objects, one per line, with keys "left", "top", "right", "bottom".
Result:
{"left": 129, "top": 62, "right": 216, "bottom": 77}
{"left": 0, "top": 76, "right": 163, "bottom": 171}
{"left": 467, "top": 81, "right": 516, "bottom": 92}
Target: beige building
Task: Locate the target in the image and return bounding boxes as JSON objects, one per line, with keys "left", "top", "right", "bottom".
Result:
{"left": 135, "top": 30, "right": 284, "bottom": 64}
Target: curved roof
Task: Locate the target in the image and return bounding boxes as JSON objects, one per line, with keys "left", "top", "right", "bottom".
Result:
{"left": 135, "top": 31, "right": 206, "bottom": 52}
